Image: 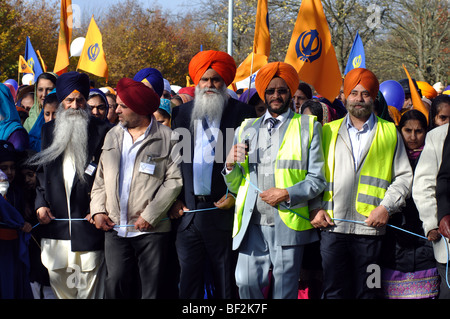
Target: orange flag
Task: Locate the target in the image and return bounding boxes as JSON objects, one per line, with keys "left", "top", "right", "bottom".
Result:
{"left": 77, "top": 16, "right": 108, "bottom": 81}
{"left": 402, "top": 64, "right": 429, "bottom": 122}
{"left": 18, "top": 55, "right": 34, "bottom": 74}
{"left": 54, "top": 0, "right": 72, "bottom": 75}
{"left": 253, "top": 0, "right": 270, "bottom": 57}
{"left": 36, "top": 50, "right": 47, "bottom": 72}
{"left": 234, "top": 0, "right": 270, "bottom": 86}
{"left": 284, "top": 0, "right": 341, "bottom": 101}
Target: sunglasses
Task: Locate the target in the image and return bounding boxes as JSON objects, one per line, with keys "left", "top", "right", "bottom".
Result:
{"left": 265, "top": 88, "right": 289, "bottom": 96}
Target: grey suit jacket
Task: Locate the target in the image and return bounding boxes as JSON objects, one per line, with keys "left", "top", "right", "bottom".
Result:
{"left": 224, "top": 111, "right": 326, "bottom": 250}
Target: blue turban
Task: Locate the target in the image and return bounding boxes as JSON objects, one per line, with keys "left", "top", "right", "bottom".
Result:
{"left": 56, "top": 71, "right": 90, "bottom": 103}
{"left": 159, "top": 98, "right": 172, "bottom": 116}
{"left": 133, "top": 68, "right": 164, "bottom": 98}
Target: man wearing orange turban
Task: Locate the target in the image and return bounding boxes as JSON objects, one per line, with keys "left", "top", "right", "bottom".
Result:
{"left": 254, "top": 61, "right": 300, "bottom": 103}
{"left": 343, "top": 67, "right": 379, "bottom": 101}
{"left": 310, "top": 67, "right": 413, "bottom": 298}
{"left": 224, "top": 61, "right": 326, "bottom": 299}
{"left": 188, "top": 50, "right": 237, "bottom": 87}
{"left": 170, "top": 50, "right": 256, "bottom": 299}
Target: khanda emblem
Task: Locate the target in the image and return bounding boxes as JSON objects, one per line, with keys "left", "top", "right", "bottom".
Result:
{"left": 88, "top": 43, "right": 100, "bottom": 62}
{"left": 27, "top": 57, "right": 35, "bottom": 70}
{"left": 352, "top": 55, "right": 362, "bottom": 68}
{"left": 295, "top": 29, "right": 322, "bottom": 63}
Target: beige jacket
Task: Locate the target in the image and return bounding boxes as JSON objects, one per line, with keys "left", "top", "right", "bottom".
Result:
{"left": 90, "top": 121, "right": 182, "bottom": 234}
{"left": 413, "top": 123, "right": 449, "bottom": 263}
{"left": 324, "top": 115, "right": 413, "bottom": 236}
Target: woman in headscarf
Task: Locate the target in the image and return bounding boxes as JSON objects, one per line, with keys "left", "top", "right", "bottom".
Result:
{"left": 0, "top": 83, "right": 29, "bottom": 152}
{"left": 380, "top": 109, "right": 440, "bottom": 299}
{"left": 238, "top": 88, "right": 266, "bottom": 117}
{"left": 22, "top": 72, "right": 58, "bottom": 132}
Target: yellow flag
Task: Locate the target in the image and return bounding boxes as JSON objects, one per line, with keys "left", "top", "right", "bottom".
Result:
{"left": 19, "top": 55, "right": 34, "bottom": 74}
{"left": 54, "top": 0, "right": 72, "bottom": 75}
{"left": 402, "top": 64, "right": 429, "bottom": 122}
{"left": 284, "top": 0, "right": 342, "bottom": 101}
{"left": 234, "top": 0, "right": 270, "bottom": 86}
{"left": 77, "top": 16, "right": 108, "bottom": 81}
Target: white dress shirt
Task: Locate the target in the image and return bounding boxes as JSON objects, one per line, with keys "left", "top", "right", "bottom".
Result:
{"left": 116, "top": 120, "right": 153, "bottom": 237}
{"left": 193, "top": 117, "right": 221, "bottom": 195}
{"left": 346, "top": 113, "right": 376, "bottom": 170}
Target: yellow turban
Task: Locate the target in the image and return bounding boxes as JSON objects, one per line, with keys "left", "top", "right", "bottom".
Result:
{"left": 417, "top": 81, "right": 437, "bottom": 99}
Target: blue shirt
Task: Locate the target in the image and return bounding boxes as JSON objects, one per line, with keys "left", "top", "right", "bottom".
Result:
{"left": 346, "top": 113, "right": 376, "bottom": 170}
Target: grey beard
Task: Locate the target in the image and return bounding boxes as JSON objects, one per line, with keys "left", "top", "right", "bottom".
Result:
{"left": 28, "top": 104, "right": 90, "bottom": 182}
{"left": 346, "top": 100, "right": 374, "bottom": 119}
{"left": 190, "top": 85, "right": 228, "bottom": 130}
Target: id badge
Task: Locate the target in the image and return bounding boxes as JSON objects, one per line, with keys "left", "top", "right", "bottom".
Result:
{"left": 85, "top": 162, "right": 98, "bottom": 176}
{"left": 139, "top": 155, "right": 156, "bottom": 175}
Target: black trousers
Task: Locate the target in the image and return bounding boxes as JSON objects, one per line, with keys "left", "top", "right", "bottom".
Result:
{"left": 175, "top": 216, "right": 235, "bottom": 299}
{"left": 104, "top": 231, "right": 169, "bottom": 299}
{"left": 320, "top": 231, "right": 383, "bottom": 299}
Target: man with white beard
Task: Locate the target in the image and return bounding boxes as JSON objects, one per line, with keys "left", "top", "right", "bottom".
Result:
{"left": 169, "top": 50, "right": 256, "bottom": 299}
{"left": 30, "top": 71, "right": 111, "bottom": 299}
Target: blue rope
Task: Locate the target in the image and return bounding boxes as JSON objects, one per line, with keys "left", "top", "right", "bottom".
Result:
{"left": 240, "top": 174, "right": 450, "bottom": 288}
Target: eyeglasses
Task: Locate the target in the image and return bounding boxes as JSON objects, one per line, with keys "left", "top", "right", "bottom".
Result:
{"left": 265, "top": 88, "right": 289, "bottom": 96}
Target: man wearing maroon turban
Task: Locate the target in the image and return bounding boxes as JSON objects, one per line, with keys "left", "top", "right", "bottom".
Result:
{"left": 310, "top": 68, "right": 413, "bottom": 298}
{"left": 90, "top": 77, "right": 183, "bottom": 299}
{"left": 169, "top": 50, "right": 256, "bottom": 299}
{"left": 223, "top": 62, "right": 326, "bottom": 299}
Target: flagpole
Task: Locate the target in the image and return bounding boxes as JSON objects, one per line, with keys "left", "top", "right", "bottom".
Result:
{"left": 246, "top": 52, "right": 255, "bottom": 103}
{"left": 227, "top": 0, "right": 233, "bottom": 56}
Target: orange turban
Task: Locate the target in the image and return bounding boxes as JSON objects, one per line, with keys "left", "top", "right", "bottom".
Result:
{"left": 417, "top": 81, "right": 438, "bottom": 99}
{"left": 254, "top": 62, "right": 300, "bottom": 102}
{"left": 188, "top": 50, "right": 236, "bottom": 87}
{"left": 344, "top": 68, "right": 379, "bottom": 100}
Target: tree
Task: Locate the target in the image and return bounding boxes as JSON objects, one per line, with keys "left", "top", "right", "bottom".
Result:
{"left": 381, "top": 0, "right": 449, "bottom": 84}
{"left": 0, "top": 0, "right": 58, "bottom": 82}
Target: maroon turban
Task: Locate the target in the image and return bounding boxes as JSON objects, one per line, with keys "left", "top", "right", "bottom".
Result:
{"left": 116, "top": 78, "right": 160, "bottom": 115}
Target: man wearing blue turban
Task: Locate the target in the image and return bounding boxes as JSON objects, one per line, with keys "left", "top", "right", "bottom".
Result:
{"left": 28, "top": 71, "right": 111, "bottom": 299}
{"left": 133, "top": 67, "right": 164, "bottom": 98}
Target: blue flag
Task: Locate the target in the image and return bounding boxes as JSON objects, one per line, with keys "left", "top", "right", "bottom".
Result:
{"left": 344, "top": 32, "right": 365, "bottom": 75}
{"left": 25, "top": 36, "right": 44, "bottom": 80}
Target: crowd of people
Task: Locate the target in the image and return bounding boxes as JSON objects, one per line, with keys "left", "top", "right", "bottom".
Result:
{"left": 1, "top": 49, "right": 450, "bottom": 300}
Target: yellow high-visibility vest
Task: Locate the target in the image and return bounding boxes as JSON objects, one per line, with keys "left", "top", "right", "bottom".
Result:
{"left": 322, "top": 116, "right": 397, "bottom": 217}
{"left": 233, "top": 113, "right": 315, "bottom": 236}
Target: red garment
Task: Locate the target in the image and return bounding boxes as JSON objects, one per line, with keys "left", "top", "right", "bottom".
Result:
{"left": 116, "top": 78, "right": 160, "bottom": 115}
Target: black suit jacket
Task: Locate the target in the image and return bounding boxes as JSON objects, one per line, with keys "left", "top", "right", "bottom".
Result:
{"left": 35, "top": 116, "right": 110, "bottom": 251}
{"left": 171, "top": 98, "right": 256, "bottom": 232}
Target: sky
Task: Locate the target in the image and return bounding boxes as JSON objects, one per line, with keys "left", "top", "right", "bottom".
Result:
{"left": 72, "top": 0, "right": 198, "bottom": 17}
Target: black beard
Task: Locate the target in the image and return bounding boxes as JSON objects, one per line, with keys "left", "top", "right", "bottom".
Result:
{"left": 267, "top": 97, "right": 291, "bottom": 115}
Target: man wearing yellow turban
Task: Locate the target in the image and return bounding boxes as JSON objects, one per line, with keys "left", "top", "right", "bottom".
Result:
{"left": 224, "top": 62, "right": 326, "bottom": 299}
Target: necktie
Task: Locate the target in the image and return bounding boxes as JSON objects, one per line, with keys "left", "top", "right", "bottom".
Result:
{"left": 267, "top": 117, "right": 279, "bottom": 136}
{"left": 202, "top": 117, "right": 215, "bottom": 143}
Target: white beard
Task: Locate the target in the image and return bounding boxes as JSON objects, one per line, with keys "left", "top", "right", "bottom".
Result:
{"left": 190, "top": 85, "right": 228, "bottom": 130}
{"left": 28, "top": 104, "right": 91, "bottom": 182}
